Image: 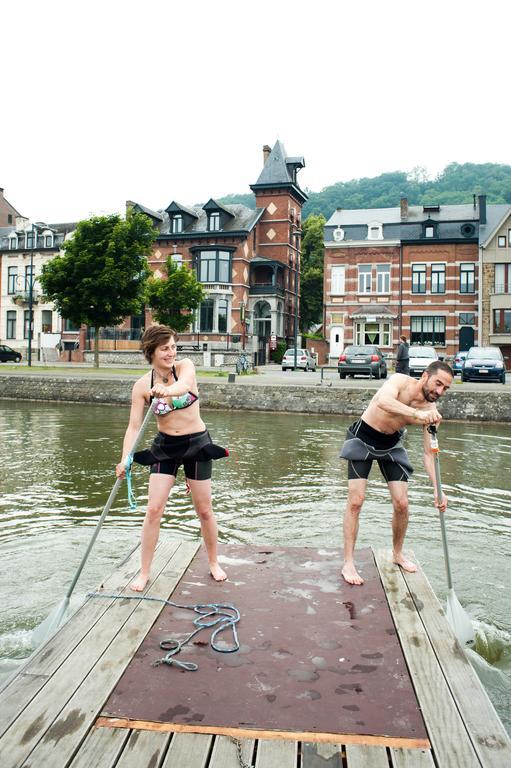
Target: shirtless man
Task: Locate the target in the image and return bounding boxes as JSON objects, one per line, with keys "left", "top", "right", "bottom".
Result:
{"left": 116, "top": 325, "right": 227, "bottom": 590}
{"left": 340, "top": 360, "right": 453, "bottom": 585}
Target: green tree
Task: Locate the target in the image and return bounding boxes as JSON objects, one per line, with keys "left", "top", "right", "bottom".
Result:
{"left": 299, "top": 213, "right": 325, "bottom": 331}
{"left": 40, "top": 212, "right": 155, "bottom": 367}
{"left": 145, "top": 257, "right": 205, "bottom": 332}
{"left": 300, "top": 266, "right": 324, "bottom": 332}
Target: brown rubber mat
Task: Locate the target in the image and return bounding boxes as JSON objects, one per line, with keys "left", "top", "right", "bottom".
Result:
{"left": 101, "top": 545, "right": 428, "bottom": 745}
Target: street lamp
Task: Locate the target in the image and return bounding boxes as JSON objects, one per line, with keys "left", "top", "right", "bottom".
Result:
{"left": 27, "top": 243, "right": 35, "bottom": 367}
{"left": 292, "top": 224, "right": 302, "bottom": 370}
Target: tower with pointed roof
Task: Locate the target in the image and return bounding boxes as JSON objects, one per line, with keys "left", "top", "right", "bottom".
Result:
{"left": 249, "top": 141, "right": 307, "bottom": 350}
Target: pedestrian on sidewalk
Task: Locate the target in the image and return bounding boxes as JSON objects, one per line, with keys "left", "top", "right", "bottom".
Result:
{"left": 395, "top": 335, "right": 410, "bottom": 375}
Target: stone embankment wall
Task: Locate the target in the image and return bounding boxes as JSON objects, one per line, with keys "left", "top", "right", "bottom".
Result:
{"left": 1, "top": 375, "right": 510, "bottom": 422}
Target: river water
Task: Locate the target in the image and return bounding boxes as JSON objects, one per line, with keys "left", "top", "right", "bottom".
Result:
{"left": 1, "top": 400, "right": 510, "bottom": 732}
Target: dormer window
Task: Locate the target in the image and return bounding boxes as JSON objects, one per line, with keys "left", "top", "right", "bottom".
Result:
{"left": 26, "top": 231, "right": 34, "bottom": 248}
{"left": 422, "top": 218, "right": 437, "bottom": 239}
{"left": 171, "top": 215, "right": 183, "bottom": 234}
{"left": 367, "top": 222, "right": 383, "bottom": 240}
{"left": 208, "top": 212, "right": 221, "bottom": 231}
{"left": 8, "top": 233, "right": 17, "bottom": 250}
{"left": 43, "top": 230, "right": 54, "bottom": 247}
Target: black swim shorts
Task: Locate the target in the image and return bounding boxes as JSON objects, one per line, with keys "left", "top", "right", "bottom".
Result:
{"left": 150, "top": 457, "right": 213, "bottom": 481}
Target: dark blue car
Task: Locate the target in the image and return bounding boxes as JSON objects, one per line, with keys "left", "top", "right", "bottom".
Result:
{"left": 461, "top": 346, "right": 506, "bottom": 384}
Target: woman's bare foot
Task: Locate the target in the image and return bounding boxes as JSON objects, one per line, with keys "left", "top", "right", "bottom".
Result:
{"left": 342, "top": 561, "right": 364, "bottom": 585}
{"left": 130, "top": 572, "right": 150, "bottom": 592}
{"left": 393, "top": 553, "right": 418, "bottom": 573}
{"left": 210, "top": 562, "right": 227, "bottom": 581}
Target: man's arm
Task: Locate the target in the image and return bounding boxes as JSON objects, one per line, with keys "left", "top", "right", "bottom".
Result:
{"left": 375, "top": 376, "right": 441, "bottom": 425}
{"left": 423, "top": 427, "right": 448, "bottom": 512}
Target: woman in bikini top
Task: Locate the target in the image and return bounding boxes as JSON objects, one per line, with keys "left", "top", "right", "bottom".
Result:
{"left": 150, "top": 365, "right": 198, "bottom": 416}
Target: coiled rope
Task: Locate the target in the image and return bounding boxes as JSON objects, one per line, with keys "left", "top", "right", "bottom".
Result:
{"left": 87, "top": 592, "right": 240, "bottom": 671}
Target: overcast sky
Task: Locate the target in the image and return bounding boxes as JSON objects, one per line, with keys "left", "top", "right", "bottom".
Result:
{"left": 2, "top": 0, "right": 509, "bottom": 223}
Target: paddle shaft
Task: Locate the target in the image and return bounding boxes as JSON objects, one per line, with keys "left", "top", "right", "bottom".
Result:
{"left": 428, "top": 427, "right": 454, "bottom": 591}
{"left": 64, "top": 405, "right": 153, "bottom": 600}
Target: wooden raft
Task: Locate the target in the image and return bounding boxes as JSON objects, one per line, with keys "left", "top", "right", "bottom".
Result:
{"left": 0, "top": 540, "right": 510, "bottom": 768}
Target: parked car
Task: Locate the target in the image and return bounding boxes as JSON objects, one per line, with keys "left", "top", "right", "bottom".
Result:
{"left": 461, "top": 346, "right": 506, "bottom": 383}
{"left": 338, "top": 345, "right": 387, "bottom": 379}
{"left": 281, "top": 348, "right": 317, "bottom": 371}
{"left": 452, "top": 350, "right": 468, "bottom": 375}
{"left": 0, "top": 344, "right": 22, "bottom": 363}
{"left": 408, "top": 345, "right": 438, "bottom": 377}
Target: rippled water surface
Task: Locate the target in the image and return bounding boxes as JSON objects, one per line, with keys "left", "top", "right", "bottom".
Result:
{"left": 1, "top": 400, "right": 510, "bottom": 731}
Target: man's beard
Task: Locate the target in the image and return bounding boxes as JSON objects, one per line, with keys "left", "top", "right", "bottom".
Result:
{"left": 422, "top": 383, "right": 438, "bottom": 402}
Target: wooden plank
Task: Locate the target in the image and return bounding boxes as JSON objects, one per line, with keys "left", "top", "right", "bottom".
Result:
{"left": 68, "top": 726, "right": 129, "bottom": 768}
{"left": 115, "top": 728, "right": 172, "bottom": 767}
{"left": 400, "top": 565, "right": 511, "bottom": 768}
{"left": 389, "top": 747, "right": 436, "bottom": 767}
{"left": 0, "top": 541, "right": 198, "bottom": 768}
{"left": 0, "top": 541, "right": 158, "bottom": 738}
{"left": 96, "top": 718, "right": 427, "bottom": 749}
{"left": 373, "top": 549, "right": 481, "bottom": 768}
{"left": 302, "top": 741, "right": 343, "bottom": 767}
{"left": 161, "top": 732, "right": 213, "bottom": 768}
{"left": 255, "top": 738, "right": 297, "bottom": 768}
{"left": 209, "top": 735, "right": 255, "bottom": 768}
{"left": 346, "top": 743, "right": 389, "bottom": 767}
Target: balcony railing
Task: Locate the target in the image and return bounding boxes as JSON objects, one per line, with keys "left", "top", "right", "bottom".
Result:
{"left": 249, "top": 283, "right": 285, "bottom": 296}
{"left": 490, "top": 285, "right": 511, "bottom": 295}
{"left": 12, "top": 290, "right": 41, "bottom": 305}
{"left": 201, "top": 283, "right": 233, "bottom": 294}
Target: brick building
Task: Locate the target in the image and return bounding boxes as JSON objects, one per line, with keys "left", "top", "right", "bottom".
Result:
{"left": 323, "top": 198, "right": 484, "bottom": 361}
{"left": 0, "top": 187, "right": 22, "bottom": 227}
{"left": 126, "top": 141, "right": 307, "bottom": 363}
{"left": 478, "top": 202, "right": 511, "bottom": 368}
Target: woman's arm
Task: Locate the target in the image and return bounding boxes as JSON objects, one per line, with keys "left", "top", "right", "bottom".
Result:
{"left": 151, "top": 358, "right": 197, "bottom": 399}
{"left": 116, "top": 380, "right": 147, "bottom": 478}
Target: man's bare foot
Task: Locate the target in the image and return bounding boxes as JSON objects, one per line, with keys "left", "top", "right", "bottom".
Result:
{"left": 393, "top": 553, "right": 418, "bottom": 573}
{"left": 130, "top": 573, "right": 150, "bottom": 592}
{"left": 342, "top": 562, "right": 364, "bottom": 585}
{"left": 210, "top": 562, "right": 227, "bottom": 581}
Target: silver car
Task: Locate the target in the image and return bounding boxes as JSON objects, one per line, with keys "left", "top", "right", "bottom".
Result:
{"left": 408, "top": 345, "right": 439, "bottom": 377}
{"left": 281, "top": 348, "right": 317, "bottom": 371}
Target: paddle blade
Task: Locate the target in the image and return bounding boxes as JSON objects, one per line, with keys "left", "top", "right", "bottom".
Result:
{"left": 32, "top": 597, "right": 69, "bottom": 647}
{"left": 446, "top": 589, "right": 475, "bottom": 645}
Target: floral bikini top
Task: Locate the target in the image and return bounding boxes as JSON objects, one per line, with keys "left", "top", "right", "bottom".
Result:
{"left": 150, "top": 366, "right": 198, "bottom": 417}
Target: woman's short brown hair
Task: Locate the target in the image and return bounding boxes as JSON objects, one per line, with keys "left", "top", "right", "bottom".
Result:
{"left": 140, "top": 325, "right": 178, "bottom": 363}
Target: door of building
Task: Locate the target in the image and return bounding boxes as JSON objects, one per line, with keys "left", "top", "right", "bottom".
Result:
{"left": 459, "top": 326, "right": 474, "bottom": 351}
{"left": 329, "top": 326, "right": 344, "bottom": 359}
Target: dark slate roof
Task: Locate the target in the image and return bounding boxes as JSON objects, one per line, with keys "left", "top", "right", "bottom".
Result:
{"left": 156, "top": 203, "right": 265, "bottom": 238}
{"left": 325, "top": 203, "right": 483, "bottom": 244}
{"left": 203, "top": 198, "right": 234, "bottom": 217}
{"left": 165, "top": 201, "right": 200, "bottom": 219}
{"left": 132, "top": 203, "right": 164, "bottom": 222}
{"left": 479, "top": 204, "right": 511, "bottom": 246}
{"left": 250, "top": 140, "right": 307, "bottom": 203}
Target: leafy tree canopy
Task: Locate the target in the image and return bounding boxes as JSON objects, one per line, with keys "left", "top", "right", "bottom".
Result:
{"left": 220, "top": 161, "right": 511, "bottom": 220}
{"left": 300, "top": 266, "right": 324, "bottom": 333}
{"left": 301, "top": 213, "right": 326, "bottom": 271}
{"left": 40, "top": 212, "right": 154, "bottom": 328}
{"left": 145, "top": 257, "right": 204, "bottom": 332}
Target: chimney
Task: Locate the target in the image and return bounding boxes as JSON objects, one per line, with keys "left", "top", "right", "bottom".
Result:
{"left": 400, "top": 196, "right": 408, "bottom": 220}
{"left": 262, "top": 145, "right": 271, "bottom": 166}
{"left": 478, "top": 194, "right": 487, "bottom": 225}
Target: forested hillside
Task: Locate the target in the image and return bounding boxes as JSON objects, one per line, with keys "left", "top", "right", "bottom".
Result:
{"left": 220, "top": 162, "right": 511, "bottom": 219}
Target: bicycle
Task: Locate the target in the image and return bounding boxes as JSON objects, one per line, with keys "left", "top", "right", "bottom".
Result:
{"left": 235, "top": 353, "right": 249, "bottom": 374}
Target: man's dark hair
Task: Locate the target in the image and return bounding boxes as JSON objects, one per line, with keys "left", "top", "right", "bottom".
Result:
{"left": 426, "top": 360, "right": 454, "bottom": 378}
{"left": 400, "top": 335, "right": 407, "bottom": 342}
{"left": 140, "top": 324, "right": 178, "bottom": 363}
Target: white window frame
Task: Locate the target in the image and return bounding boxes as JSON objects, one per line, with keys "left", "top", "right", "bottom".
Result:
{"left": 358, "top": 264, "right": 372, "bottom": 293}
{"left": 367, "top": 221, "right": 383, "bottom": 240}
{"left": 331, "top": 265, "right": 345, "bottom": 295}
{"left": 171, "top": 215, "right": 183, "bottom": 234}
{"left": 498, "top": 235, "right": 506, "bottom": 248}
{"left": 9, "top": 234, "right": 17, "bottom": 250}
{"left": 376, "top": 264, "right": 390, "bottom": 293}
